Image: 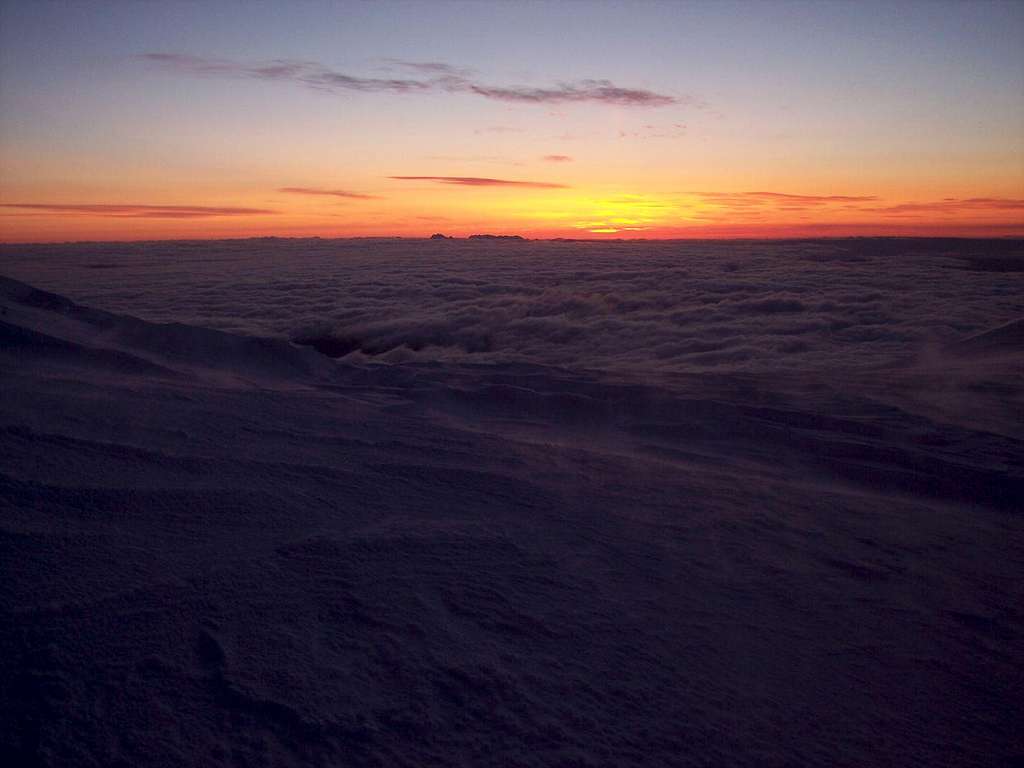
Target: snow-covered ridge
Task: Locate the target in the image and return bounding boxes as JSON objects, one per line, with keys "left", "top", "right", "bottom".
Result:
{"left": 1, "top": 275, "right": 330, "bottom": 384}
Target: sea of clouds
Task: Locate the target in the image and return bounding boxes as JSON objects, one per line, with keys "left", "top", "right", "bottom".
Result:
{"left": 1, "top": 238, "right": 1020, "bottom": 375}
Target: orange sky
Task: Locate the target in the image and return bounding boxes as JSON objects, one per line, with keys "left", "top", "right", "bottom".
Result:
{"left": 3, "top": 187, "right": 1021, "bottom": 242}
{"left": 1, "top": 1, "right": 1022, "bottom": 242}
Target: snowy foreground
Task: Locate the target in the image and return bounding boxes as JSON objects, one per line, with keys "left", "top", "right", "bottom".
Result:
{"left": 1, "top": 239, "right": 1022, "bottom": 766}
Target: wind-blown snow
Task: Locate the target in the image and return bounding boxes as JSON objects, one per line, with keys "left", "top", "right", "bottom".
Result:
{"left": 1, "top": 239, "right": 1022, "bottom": 767}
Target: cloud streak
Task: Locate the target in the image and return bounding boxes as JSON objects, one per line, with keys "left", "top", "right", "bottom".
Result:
{"left": 141, "top": 53, "right": 429, "bottom": 93}
{"left": 542, "top": 155, "right": 573, "bottom": 163}
{"left": 141, "top": 53, "right": 680, "bottom": 108}
{"left": 863, "top": 198, "right": 1024, "bottom": 215}
{"left": 692, "top": 192, "right": 881, "bottom": 219}
{"left": 381, "top": 59, "right": 473, "bottom": 77}
{"left": 691, "top": 193, "right": 1024, "bottom": 222}
{"left": 464, "top": 80, "right": 678, "bottom": 107}
{"left": 700, "top": 192, "right": 879, "bottom": 207}
{"left": 0, "top": 203, "right": 274, "bottom": 218}
{"left": 390, "top": 176, "right": 568, "bottom": 189}
{"left": 278, "top": 187, "right": 379, "bottom": 200}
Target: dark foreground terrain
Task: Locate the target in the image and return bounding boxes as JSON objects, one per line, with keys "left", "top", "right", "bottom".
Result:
{"left": 1, "top": 239, "right": 1022, "bottom": 766}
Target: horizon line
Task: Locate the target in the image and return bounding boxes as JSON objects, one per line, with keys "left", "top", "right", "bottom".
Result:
{"left": 3, "top": 233, "right": 1024, "bottom": 246}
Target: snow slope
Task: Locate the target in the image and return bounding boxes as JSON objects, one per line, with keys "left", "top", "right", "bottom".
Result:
{"left": 1, "top": 239, "right": 1022, "bottom": 766}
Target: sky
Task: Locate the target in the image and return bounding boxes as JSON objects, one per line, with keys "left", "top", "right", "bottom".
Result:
{"left": 0, "top": 0, "right": 1022, "bottom": 241}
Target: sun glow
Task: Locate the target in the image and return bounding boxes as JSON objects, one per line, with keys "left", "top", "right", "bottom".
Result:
{"left": 493, "top": 192, "right": 684, "bottom": 235}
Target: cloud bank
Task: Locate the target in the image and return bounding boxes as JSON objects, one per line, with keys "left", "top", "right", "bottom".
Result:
{"left": 4, "top": 238, "right": 1019, "bottom": 378}
{"left": 140, "top": 53, "right": 680, "bottom": 107}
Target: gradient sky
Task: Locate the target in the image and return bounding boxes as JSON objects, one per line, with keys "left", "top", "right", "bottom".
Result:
{"left": 1, "top": 0, "right": 1022, "bottom": 241}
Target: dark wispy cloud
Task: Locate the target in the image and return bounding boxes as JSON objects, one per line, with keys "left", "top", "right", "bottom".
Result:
{"left": 381, "top": 59, "right": 473, "bottom": 78}
{"left": 140, "top": 53, "right": 430, "bottom": 93}
{"left": 542, "top": 155, "right": 573, "bottom": 163}
{"left": 0, "top": 203, "right": 274, "bottom": 218}
{"left": 389, "top": 176, "right": 568, "bottom": 189}
{"left": 278, "top": 187, "right": 380, "bottom": 200}
{"left": 140, "top": 53, "right": 680, "bottom": 108}
{"left": 464, "top": 80, "right": 678, "bottom": 107}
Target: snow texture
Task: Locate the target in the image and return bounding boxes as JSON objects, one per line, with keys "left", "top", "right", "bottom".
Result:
{"left": 1, "top": 238, "right": 1022, "bottom": 767}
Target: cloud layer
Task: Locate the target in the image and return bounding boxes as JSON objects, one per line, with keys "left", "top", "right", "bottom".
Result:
{"left": 141, "top": 53, "right": 680, "bottom": 107}
{"left": 3, "top": 238, "right": 1019, "bottom": 378}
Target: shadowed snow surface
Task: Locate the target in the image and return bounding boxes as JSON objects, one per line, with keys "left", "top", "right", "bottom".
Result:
{"left": 1, "top": 239, "right": 1022, "bottom": 767}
